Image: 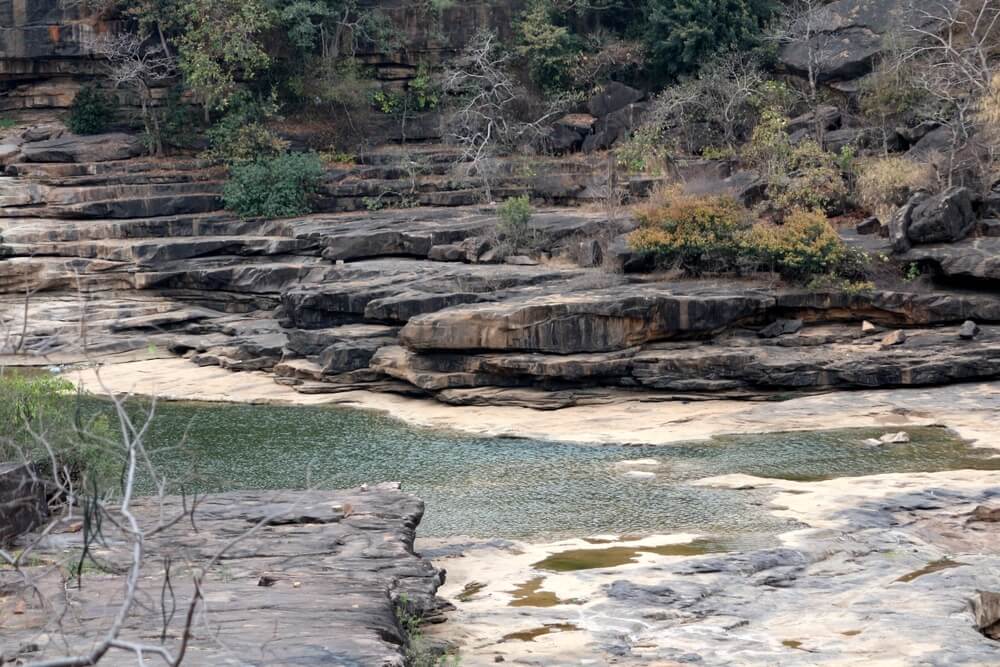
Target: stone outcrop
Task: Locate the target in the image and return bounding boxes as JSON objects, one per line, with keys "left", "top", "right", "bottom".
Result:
{"left": 398, "top": 288, "right": 773, "bottom": 353}
{"left": 19, "top": 132, "right": 146, "bottom": 163}
{"left": 5, "top": 124, "right": 1000, "bottom": 407}
{"left": 0, "top": 483, "right": 445, "bottom": 666}
{"left": 777, "top": 0, "right": 949, "bottom": 86}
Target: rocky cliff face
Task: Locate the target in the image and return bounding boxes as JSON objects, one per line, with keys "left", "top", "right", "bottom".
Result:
{"left": 0, "top": 0, "right": 523, "bottom": 112}
{"left": 0, "top": 0, "right": 119, "bottom": 111}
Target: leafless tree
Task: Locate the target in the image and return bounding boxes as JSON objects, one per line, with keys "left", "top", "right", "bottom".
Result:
{"left": 645, "top": 51, "right": 763, "bottom": 155}
{"left": 898, "top": 0, "right": 1000, "bottom": 189}
{"left": 86, "top": 33, "right": 178, "bottom": 156}
{"left": 769, "top": 0, "right": 835, "bottom": 142}
{"left": 441, "top": 31, "right": 563, "bottom": 201}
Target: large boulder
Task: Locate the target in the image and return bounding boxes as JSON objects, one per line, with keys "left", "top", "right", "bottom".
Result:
{"left": 20, "top": 133, "right": 145, "bottom": 163}
{"left": 907, "top": 186, "right": 976, "bottom": 245}
{"left": 587, "top": 82, "right": 644, "bottom": 118}
{"left": 778, "top": 0, "right": 947, "bottom": 83}
{"left": 583, "top": 102, "right": 648, "bottom": 152}
{"left": 890, "top": 187, "right": 975, "bottom": 252}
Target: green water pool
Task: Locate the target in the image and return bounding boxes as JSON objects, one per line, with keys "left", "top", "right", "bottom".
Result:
{"left": 101, "top": 400, "right": 1000, "bottom": 541}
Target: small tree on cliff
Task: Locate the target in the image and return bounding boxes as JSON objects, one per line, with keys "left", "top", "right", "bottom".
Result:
{"left": 88, "top": 32, "right": 177, "bottom": 155}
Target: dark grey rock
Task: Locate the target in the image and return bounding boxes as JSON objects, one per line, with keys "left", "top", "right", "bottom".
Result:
{"left": 538, "top": 124, "right": 585, "bottom": 155}
{"left": 823, "top": 127, "right": 866, "bottom": 153}
{"left": 897, "top": 120, "right": 941, "bottom": 146}
{"left": 758, "top": 319, "right": 803, "bottom": 338}
{"left": 0, "top": 463, "right": 47, "bottom": 545}
{"left": 787, "top": 105, "right": 841, "bottom": 134}
{"left": 428, "top": 243, "right": 466, "bottom": 262}
{"left": 856, "top": 216, "right": 881, "bottom": 235}
{"left": 960, "top": 320, "right": 980, "bottom": 339}
{"left": 978, "top": 219, "right": 1000, "bottom": 237}
{"left": 778, "top": 0, "right": 946, "bottom": 83}
{"left": 587, "top": 81, "right": 644, "bottom": 118}
{"left": 906, "top": 125, "right": 957, "bottom": 161}
{"left": 20, "top": 133, "right": 145, "bottom": 163}
{"left": 583, "top": 102, "right": 648, "bottom": 152}
{"left": 907, "top": 186, "right": 975, "bottom": 245}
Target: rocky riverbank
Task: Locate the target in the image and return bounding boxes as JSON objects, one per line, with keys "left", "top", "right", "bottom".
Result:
{"left": 4, "top": 120, "right": 1000, "bottom": 411}
{"left": 425, "top": 469, "right": 1000, "bottom": 665}
{"left": 1, "top": 483, "right": 446, "bottom": 666}
{"left": 68, "top": 357, "right": 1000, "bottom": 448}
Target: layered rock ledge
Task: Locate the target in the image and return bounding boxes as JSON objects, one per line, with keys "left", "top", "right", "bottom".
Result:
{"left": 0, "top": 483, "right": 445, "bottom": 666}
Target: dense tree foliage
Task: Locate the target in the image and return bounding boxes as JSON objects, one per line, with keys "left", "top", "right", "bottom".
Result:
{"left": 644, "top": 0, "right": 777, "bottom": 82}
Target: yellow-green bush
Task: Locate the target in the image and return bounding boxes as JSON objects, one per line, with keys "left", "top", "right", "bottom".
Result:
{"left": 631, "top": 187, "right": 866, "bottom": 281}
{"left": 0, "top": 373, "right": 117, "bottom": 492}
{"left": 631, "top": 186, "right": 752, "bottom": 273}
{"left": 855, "top": 156, "right": 934, "bottom": 221}
{"left": 746, "top": 209, "right": 858, "bottom": 280}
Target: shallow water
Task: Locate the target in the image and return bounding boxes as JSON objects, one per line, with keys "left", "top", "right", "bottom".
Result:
{"left": 101, "top": 400, "right": 1000, "bottom": 540}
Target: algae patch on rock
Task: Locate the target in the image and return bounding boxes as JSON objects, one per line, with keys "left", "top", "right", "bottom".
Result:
{"left": 532, "top": 538, "right": 733, "bottom": 572}
{"left": 894, "top": 557, "right": 967, "bottom": 583}
{"left": 501, "top": 623, "right": 580, "bottom": 642}
{"left": 507, "top": 577, "right": 579, "bottom": 607}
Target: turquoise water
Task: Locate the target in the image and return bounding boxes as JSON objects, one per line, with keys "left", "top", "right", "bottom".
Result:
{"left": 106, "top": 400, "right": 1000, "bottom": 540}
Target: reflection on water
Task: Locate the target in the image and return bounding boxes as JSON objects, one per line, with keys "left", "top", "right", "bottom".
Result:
{"left": 93, "top": 399, "right": 1000, "bottom": 540}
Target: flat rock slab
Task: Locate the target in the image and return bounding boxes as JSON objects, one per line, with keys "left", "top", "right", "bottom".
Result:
{"left": 19, "top": 133, "right": 145, "bottom": 163}
{"left": 0, "top": 484, "right": 443, "bottom": 666}
{"left": 400, "top": 287, "right": 775, "bottom": 354}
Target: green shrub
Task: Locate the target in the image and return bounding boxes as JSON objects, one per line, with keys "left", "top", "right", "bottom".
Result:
{"left": 744, "top": 108, "right": 791, "bottom": 180}
{"left": 207, "top": 93, "right": 287, "bottom": 164}
{"left": 0, "top": 373, "right": 117, "bottom": 492}
{"left": 770, "top": 141, "right": 849, "bottom": 217}
{"left": 0, "top": 118, "right": 16, "bottom": 131}
{"left": 631, "top": 186, "right": 752, "bottom": 273}
{"left": 157, "top": 87, "right": 202, "bottom": 150}
{"left": 223, "top": 152, "right": 325, "bottom": 218}
{"left": 67, "top": 86, "right": 113, "bottom": 135}
{"left": 644, "top": 0, "right": 777, "bottom": 83}
{"left": 409, "top": 64, "right": 440, "bottom": 111}
{"left": 497, "top": 195, "right": 535, "bottom": 250}
{"left": 617, "top": 125, "right": 671, "bottom": 174}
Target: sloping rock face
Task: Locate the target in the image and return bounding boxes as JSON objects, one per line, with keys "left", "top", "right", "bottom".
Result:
{"left": 778, "top": 0, "right": 948, "bottom": 85}
{"left": 0, "top": 483, "right": 445, "bottom": 665}
{"left": 0, "top": 0, "right": 527, "bottom": 111}
{"left": 901, "top": 238, "right": 1000, "bottom": 281}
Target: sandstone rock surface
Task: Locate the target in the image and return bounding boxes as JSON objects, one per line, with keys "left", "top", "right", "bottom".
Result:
{"left": 0, "top": 484, "right": 444, "bottom": 666}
